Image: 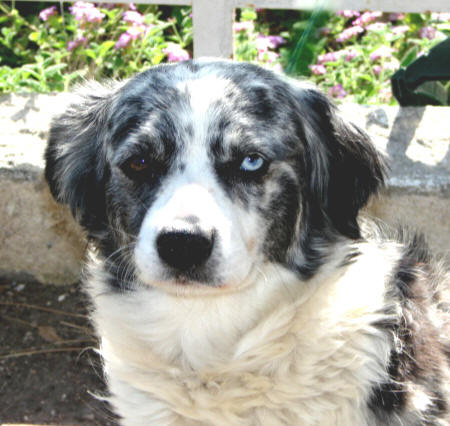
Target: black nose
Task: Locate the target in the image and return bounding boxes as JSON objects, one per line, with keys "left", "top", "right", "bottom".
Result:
{"left": 156, "top": 230, "right": 214, "bottom": 271}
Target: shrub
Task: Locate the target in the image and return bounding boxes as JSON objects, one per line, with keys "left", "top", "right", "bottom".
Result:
{"left": 0, "top": 2, "right": 192, "bottom": 92}
{"left": 0, "top": 2, "right": 449, "bottom": 104}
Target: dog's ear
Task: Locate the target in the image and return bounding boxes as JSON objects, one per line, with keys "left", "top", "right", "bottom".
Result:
{"left": 295, "top": 87, "right": 386, "bottom": 239}
{"left": 45, "top": 82, "right": 116, "bottom": 236}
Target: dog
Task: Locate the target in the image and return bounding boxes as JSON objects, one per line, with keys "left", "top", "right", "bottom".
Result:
{"left": 44, "top": 59, "right": 449, "bottom": 425}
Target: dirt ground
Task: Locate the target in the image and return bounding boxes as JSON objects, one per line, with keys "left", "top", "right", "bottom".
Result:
{"left": 0, "top": 279, "right": 118, "bottom": 425}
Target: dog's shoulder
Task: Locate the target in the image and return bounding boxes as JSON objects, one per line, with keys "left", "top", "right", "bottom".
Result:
{"left": 362, "top": 222, "right": 450, "bottom": 424}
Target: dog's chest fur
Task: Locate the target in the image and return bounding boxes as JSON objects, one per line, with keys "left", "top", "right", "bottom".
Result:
{"left": 88, "top": 242, "right": 397, "bottom": 425}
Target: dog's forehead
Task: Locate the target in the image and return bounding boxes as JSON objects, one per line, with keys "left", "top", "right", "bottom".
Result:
{"left": 109, "top": 63, "right": 300, "bottom": 161}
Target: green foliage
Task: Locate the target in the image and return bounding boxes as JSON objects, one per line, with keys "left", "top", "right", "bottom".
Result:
{"left": 0, "top": 2, "right": 449, "bottom": 105}
{"left": 0, "top": 2, "right": 192, "bottom": 92}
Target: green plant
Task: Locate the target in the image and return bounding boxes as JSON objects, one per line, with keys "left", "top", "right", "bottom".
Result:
{"left": 0, "top": 2, "right": 193, "bottom": 92}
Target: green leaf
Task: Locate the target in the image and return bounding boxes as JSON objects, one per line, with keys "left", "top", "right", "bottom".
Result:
{"left": 241, "top": 8, "right": 257, "bottom": 22}
{"left": 98, "top": 40, "right": 115, "bottom": 57}
{"left": 43, "top": 63, "right": 67, "bottom": 78}
{"left": 400, "top": 46, "right": 418, "bottom": 67}
{"left": 83, "top": 49, "right": 97, "bottom": 60}
{"left": 28, "top": 31, "right": 39, "bottom": 42}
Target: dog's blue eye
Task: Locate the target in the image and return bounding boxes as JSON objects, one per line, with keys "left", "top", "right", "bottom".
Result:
{"left": 240, "top": 154, "right": 265, "bottom": 172}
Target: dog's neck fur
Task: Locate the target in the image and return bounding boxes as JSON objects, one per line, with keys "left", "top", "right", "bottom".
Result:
{"left": 87, "top": 240, "right": 400, "bottom": 425}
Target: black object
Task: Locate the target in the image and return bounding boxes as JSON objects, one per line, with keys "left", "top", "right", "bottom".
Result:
{"left": 391, "top": 37, "right": 450, "bottom": 106}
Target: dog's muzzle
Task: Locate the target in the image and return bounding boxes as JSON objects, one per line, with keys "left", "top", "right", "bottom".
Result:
{"left": 156, "top": 229, "right": 215, "bottom": 272}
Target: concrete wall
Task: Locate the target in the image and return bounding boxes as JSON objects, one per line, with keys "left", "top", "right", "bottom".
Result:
{"left": 0, "top": 93, "right": 448, "bottom": 284}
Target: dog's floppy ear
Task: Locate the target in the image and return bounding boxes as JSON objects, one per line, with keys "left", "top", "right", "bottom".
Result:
{"left": 45, "top": 82, "right": 116, "bottom": 236}
{"left": 296, "top": 87, "right": 386, "bottom": 239}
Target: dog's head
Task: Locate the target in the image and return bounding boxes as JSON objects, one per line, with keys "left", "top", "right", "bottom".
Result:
{"left": 45, "top": 60, "right": 385, "bottom": 294}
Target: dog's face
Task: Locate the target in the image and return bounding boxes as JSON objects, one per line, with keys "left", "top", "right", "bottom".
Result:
{"left": 45, "top": 60, "right": 385, "bottom": 294}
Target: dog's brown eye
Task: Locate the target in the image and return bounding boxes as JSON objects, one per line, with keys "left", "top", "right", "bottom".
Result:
{"left": 128, "top": 157, "right": 148, "bottom": 172}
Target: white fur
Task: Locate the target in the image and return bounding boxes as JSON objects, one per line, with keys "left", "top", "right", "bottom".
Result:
{"left": 87, "top": 240, "right": 400, "bottom": 425}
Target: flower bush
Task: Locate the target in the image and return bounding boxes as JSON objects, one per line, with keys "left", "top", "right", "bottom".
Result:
{"left": 296, "top": 10, "right": 450, "bottom": 104}
{"left": 0, "top": 2, "right": 192, "bottom": 92}
{"left": 0, "top": 3, "right": 449, "bottom": 104}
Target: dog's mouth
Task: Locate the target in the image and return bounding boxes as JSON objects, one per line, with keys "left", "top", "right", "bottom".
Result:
{"left": 138, "top": 261, "right": 259, "bottom": 297}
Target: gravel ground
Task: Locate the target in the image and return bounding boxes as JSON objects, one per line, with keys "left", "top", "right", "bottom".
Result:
{"left": 0, "top": 279, "right": 117, "bottom": 425}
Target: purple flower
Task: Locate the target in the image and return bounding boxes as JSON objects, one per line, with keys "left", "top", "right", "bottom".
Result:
{"left": 370, "top": 46, "right": 393, "bottom": 61}
{"left": 391, "top": 25, "right": 409, "bottom": 35}
{"left": 328, "top": 84, "right": 347, "bottom": 98}
{"left": 70, "top": 2, "right": 105, "bottom": 24}
{"left": 336, "top": 10, "right": 360, "bottom": 18}
{"left": 233, "top": 21, "right": 254, "bottom": 33}
{"left": 67, "top": 36, "right": 86, "bottom": 51}
{"left": 122, "top": 10, "right": 144, "bottom": 25}
{"left": 266, "top": 35, "right": 286, "bottom": 48}
{"left": 419, "top": 26, "right": 436, "bottom": 40}
{"left": 336, "top": 25, "right": 364, "bottom": 42}
{"left": 309, "top": 64, "right": 327, "bottom": 75}
{"left": 163, "top": 43, "right": 190, "bottom": 62}
{"left": 255, "top": 35, "right": 285, "bottom": 52}
{"left": 352, "top": 11, "right": 382, "bottom": 26}
{"left": 128, "top": 3, "right": 137, "bottom": 11}
{"left": 39, "top": 6, "right": 57, "bottom": 21}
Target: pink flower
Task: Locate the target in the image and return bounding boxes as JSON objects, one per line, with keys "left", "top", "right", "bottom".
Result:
{"left": 373, "top": 64, "right": 382, "bottom": 76}
{"left": 373, "top": 60, "right": 399, "bottom": 75}
{"left": 309, "top": 64, "right": 326, "bottom": 75}
{"left": 115, "top": 32, "right": 132, "bottom": 49}
{"left": 370, "top": 46, "right": 393, "bottom": 61}
{"left": 352, "top": 11, "right": 382, "bottom": 26}
{"left": 39, "top": 6, "right": 57, "bottom": 21}
{"left": 328, "top": 84, "right": 347, "bottom": 98}
{"left": 318, "top": 49, "right": 359, "bottom": 64}
{"left": 389, "top": 13, "right": 405, "bottom": 21}
{"left": 163, "top": 43, "right": 190, "bottom": 62}
{"left": 318, "top": 51, "right": 341, "bottom": 63}
{"left": 70, "top": 2, "right": 105, "bottom": 23}
{"left": 255, "top": 36, "right": 272, "bottom": 52}
{"left": 392, "top": 25, "right": 409, "bottom": 35}
{"left": 379, "top": 87, "right": 392, "bottom": 103}
{"left": 258, "top": 50, "right": 280, "bottom": 63}
{"left": 344, "top": 49, "right": 358, "bottom": 61}
{"left": 122, "top": 10, "right": 144, "bottom": 25}
{"left": 67, "top": 36, "right": 86, "bottom": 51}
{"left": 432, "top": 13, "right": 450, "bottom": 22}
{"left": 128, "top": 3, "right": 137, "bottom": 11}
{"left": 366, "top": 22, "right": 387, "bottom": 32}
{"left": 336, "top": 25, "right": 364, "bottom": 42}
{"left": 114, "top": 26, "right": 147, "bottom": 49}
{"left": 233, "top": 21, "right": 254, "bottom": 33}
{"left": 336, "top": 10, "right": 360, "bottom": 18}
{"left": 419, "top": 26, "right": 436, "bottom": 40}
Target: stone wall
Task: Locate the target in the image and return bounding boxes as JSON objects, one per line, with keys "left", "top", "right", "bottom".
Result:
{"left": 0, "top": 93, "right": 448, "bottom": 284}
